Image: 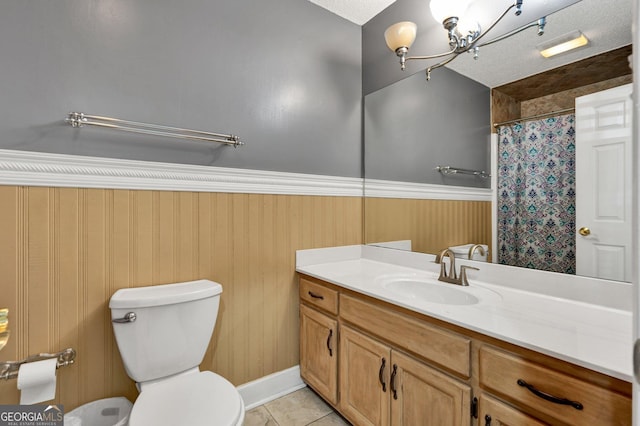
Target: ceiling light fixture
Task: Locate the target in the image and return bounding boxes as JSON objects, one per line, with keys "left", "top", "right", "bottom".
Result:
{"left": 384, "top": 0, "right": 547, "bottom": 80}
{"left": 537, "top": 30, "right": 589, "bottom": 58}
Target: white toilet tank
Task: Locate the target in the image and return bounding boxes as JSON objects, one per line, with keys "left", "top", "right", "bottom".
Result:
{"left": 448, "top": 243, "right": 489, "bottom": 262}
{"left": 109, "top": 280, "right": 222, "bottom": 384}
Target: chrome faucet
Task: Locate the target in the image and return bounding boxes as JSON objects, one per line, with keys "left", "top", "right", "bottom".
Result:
{"left": 435, "top": 248, "right": 479, "bottom": 286}
{"left": 468, "top": 244, "right": 486, "bottom": 260}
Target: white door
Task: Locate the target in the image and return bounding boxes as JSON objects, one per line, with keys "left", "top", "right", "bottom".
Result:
{"left": 575, "top": 84, "right": 633, "bottom": 282}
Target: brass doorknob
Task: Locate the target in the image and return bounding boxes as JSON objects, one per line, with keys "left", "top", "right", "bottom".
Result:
{"left": 579, "top": 227, "right": 591, "bottom": 236}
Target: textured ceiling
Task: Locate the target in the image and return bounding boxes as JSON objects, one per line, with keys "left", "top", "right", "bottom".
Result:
{"left": 307, "top": 0, "right": 396, "bottom": 25}
{"left": 447, "top": 0, "right": 632, "bottom": 87}
{"left": 309, "top": 0, "right": 632, "bottom": 88}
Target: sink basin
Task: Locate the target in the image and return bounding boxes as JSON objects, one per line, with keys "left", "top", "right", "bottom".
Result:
{"left": 383, "top": 279, "right": 479, "bottom": 305}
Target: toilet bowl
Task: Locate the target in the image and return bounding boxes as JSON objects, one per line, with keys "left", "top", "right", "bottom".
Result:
{"left": 109, "top": 280, "right": 244, "bottom": 426}
{"left": 129, "top": 370, "right": 243, "bottom": 425}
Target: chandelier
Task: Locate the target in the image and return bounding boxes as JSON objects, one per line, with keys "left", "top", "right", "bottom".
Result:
{"left": 384, "top": 0, "right": 547, "bottom": 80}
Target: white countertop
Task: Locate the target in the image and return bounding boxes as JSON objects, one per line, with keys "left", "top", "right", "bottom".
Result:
{"left": 296, "top": 245, "right": 633, "bottom": 382}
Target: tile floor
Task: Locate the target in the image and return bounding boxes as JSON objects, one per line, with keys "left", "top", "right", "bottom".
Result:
{"left": 244, "top": 387, "right": 350, "bottom": 426}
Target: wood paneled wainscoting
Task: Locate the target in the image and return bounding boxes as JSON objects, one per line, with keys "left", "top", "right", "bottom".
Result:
{"left": 0, "top": 186, "right": 362, "bottom": 410}
{"left": 365, "top": 197, "right": 492, "bottom": 256}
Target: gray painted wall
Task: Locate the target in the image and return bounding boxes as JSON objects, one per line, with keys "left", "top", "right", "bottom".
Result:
{"left": 0, "top": 0, "right": 362, "bottom": 178}
{"left": 364, "top": 68, "right": 490, "bottom": 188}
{"left": 362, "top": 0, "right": 490, "bottom": 188}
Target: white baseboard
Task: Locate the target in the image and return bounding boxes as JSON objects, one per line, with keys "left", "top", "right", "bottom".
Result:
{"left": 236, "top": 365, "right": 306, "bottom": 410}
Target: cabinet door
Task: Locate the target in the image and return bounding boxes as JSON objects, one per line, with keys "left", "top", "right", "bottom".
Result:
{"left": 339, "top": 326, "right": 391, "bottom": 426}
{"left": 478, "top": 394, "right": 547, "bottom": 426}
{"left": 300, "top": 304, "right": 338, "bottom": 404}
{"left": 390, "top": 351, "right": 471, "bottom": 426}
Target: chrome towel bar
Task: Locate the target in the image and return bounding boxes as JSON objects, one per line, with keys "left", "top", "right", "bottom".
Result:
{"left": 0, "top": 348, "right": 76, "bottom": 380}
{"left": 436, "top": 165, "right": 490, "bottom": 179}
{"left": 66, "top": 112, "right": 244, "bottom": 147}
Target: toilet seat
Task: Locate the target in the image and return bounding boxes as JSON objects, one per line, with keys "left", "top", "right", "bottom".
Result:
{"left": 128, "top": 371, "right": 244, "bottom": 426}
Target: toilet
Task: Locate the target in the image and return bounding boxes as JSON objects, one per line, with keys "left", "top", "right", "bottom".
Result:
{"left": 109, "top": 279, "right": 245, "bottom": 426}
{"left": 448, "top": 243, "right": 489, "bottom": 262}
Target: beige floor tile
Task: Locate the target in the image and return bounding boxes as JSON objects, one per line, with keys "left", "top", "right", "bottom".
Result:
{"left": 244, "top": 406, "right": 279, "bottom": 426}
{"left": 308, "top": 412, "right": 351, "bottom": 426}
{"left": 264, "top": 387, "right": 333, "bottom": 426}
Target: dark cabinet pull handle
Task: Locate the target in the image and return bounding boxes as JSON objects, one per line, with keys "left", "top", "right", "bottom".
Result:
{"left": 379, "top": 358, "right": 387, "bottom": 392}
{"left": 484, "top": 415, "right": 492, "bottom": 426}
{"left": 327, "top": 329, "right": 333, "bottom": 357}
{"left": 308, "top": 291, "right": 324, "bottom": 300}
{"left": 390, "top": 364, "right": 398, "bottom": 400}
{"left": 517, "top": 379, "right": 583, "bottom": 410}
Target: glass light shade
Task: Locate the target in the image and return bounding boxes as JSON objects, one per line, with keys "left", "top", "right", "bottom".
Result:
{"left": 429, "top": 0, "right": 472, "bottom": 23}
{"left": 384, "top": 21, "right": 417, "bottom": 51}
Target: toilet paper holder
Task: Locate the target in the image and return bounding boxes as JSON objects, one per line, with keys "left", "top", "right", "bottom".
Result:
{"left": 0, "top": 348, "right": 76, "bottom": 380}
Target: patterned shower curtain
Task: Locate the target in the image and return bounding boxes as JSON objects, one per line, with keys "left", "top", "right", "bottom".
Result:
{"left": 497, "top": 114, "right": 576, "bottom": 274}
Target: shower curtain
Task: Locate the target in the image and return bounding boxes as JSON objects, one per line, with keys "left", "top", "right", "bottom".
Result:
{"left": 497, "top": 113, "right": 576, "bottom": 274}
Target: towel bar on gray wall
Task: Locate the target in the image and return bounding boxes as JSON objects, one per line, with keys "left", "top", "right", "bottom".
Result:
{"left": 436, "top": 165, "right": 490, "bottom": 179}
{"left": 66, "top": 112, "right": 244, "bottom": 147}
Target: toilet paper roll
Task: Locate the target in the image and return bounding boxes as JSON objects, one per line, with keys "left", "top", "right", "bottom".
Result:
{"left": 17, "top": 358, "right": 58, "bottom": 405}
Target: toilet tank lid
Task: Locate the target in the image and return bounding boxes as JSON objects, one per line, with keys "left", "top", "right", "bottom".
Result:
{"left": 109, "top": 279, "right": 222, "bottom": 309}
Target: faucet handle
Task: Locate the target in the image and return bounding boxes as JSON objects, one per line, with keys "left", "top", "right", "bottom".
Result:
{"left": 459, "top": 265, "right": 479, "bottom": 286}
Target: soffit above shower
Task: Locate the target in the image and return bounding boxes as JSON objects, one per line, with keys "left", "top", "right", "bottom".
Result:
{"left": 495, "top": 45, "right": 632, "bottom": 102}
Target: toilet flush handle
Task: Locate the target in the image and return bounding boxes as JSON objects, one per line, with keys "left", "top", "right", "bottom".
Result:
{"left": 112, "top": 312, "right": 137, "bottom": 323}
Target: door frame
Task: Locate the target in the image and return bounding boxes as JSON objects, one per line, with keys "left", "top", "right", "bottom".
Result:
{"left": 632, "top": 1, "right": 639, "bottom": 424}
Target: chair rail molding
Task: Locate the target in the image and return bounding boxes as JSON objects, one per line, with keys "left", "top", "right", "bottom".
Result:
{"left": 365, "top": 178, "right": 492, "bottom": 201}
{"left": 0, "top": 149, "right": 363, "bottom": 196}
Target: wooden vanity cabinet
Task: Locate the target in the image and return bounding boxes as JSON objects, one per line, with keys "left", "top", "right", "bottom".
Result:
{"left": 339, "top": 326, "right": 470, "bottom": 426}
{"left": 340, "top": 293, "right": 471, "bottom": 379}
{"left": 298, "top": 274, "right": 632, "bottom": 425}
{"left": 299, "top": 277, "right": 339, "bottom": 405}
{"left": 338, "top": 292, "right": 472, "bottom": 425}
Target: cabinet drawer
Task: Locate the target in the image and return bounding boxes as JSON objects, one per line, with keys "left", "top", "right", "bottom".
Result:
{"left": 341, "top": 293, "right": 470, "bottom": 378}
{"left": 479, "top": 346, "right": 631, "bottom": 425}
{"left": 300, "top": 277, "right": 339, "bottom": 315}
{"left": 479, "top": 394, "right": 546, "bottom": 426}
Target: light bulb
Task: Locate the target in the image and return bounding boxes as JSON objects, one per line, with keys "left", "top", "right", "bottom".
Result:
{"left": 429, "top": 0, "right": 472, "bottom": 23}
{"left": 457, "top": 19, "right": 480, "bottom": 36}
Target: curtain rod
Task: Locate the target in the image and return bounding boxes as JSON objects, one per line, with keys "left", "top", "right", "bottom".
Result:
{"left": 493, "top": 107, "right": 575, "bottom": 128}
